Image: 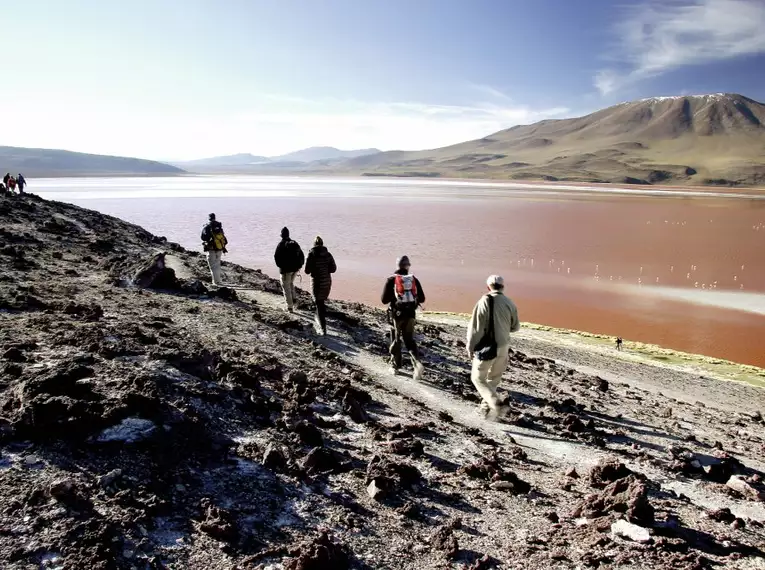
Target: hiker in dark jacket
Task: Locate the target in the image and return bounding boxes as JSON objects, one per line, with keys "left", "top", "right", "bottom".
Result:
{"left": 2, "top": 173, "right": 9, "bottom": 188}
{"left": 274, "top": 227, "right": 304, "bottom": 312}
{"left": 381, "top": 255, "right": 426, "bottom": 379}
{"left": 304, "top": 236, "right": 336, "bottom": 335}
{"left": 16, "top": 174, "right": 26, "bottom": 193}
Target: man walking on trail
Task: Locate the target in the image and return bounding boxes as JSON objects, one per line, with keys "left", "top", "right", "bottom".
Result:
{"left": 616, "top": 337, "right": 623, "bottom": 351}
{"left": 274, "top": 227, "right": 304, "bottom": 312}
{"left": 381, "top": 255, "right": 426, "bottom": 380}
{"left": 16, "top": 174, "right": 26, "bottom": 193}
{"left": 467, "top": 275, "right": 520, "bottom": 420}
{"left": 201, "top": 213, "right": 228, "bottom": 286}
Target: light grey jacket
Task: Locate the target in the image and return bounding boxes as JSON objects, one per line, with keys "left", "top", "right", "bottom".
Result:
{"left": 467, "top": 291, "right": 520, "bottom": 353}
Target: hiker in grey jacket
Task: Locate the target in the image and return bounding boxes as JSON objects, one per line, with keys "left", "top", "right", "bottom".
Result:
{"left": 304, "top": 236, "right": 336, "bottom": 335}
{"left": 467, "top": 275, "right": 520, "bottom": 419}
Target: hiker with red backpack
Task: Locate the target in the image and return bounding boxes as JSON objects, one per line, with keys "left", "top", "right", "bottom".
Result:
{"left": 274, "top": 227, "right": 305, "bottom": 312}
{"left": 201, "top": 213, "right": 228, "bottom": 286}
{"left": 381, "top": 255, "right": 426, "bottom": 380}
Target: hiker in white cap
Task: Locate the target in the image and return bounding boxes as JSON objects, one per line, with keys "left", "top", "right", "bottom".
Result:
{"left": 466, "top": 275, "right": 520, "bottom": 419}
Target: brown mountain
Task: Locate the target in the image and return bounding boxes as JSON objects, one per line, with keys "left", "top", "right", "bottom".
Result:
{"left": 340, "top": 94, "right": 765, "bottom": 186}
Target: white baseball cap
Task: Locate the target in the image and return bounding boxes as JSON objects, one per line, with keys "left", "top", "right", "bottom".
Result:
{"left": 487, "top": 275, "right": 504, "bottom": 288}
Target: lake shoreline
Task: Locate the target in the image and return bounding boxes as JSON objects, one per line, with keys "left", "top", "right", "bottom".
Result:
{"left": 423, "top": 311, "right": 765, "bottom": 388}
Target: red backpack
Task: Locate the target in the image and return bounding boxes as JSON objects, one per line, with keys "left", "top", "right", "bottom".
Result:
{"left": 394, "top": 274, "right": 418, "bottom": 309}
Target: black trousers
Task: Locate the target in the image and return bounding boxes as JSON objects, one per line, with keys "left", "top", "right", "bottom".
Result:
{"left": 389, "top": 316, "right": 420, "bottom": 369}
{"left": 315, "top": 299, "right": 327, "bottom": 332}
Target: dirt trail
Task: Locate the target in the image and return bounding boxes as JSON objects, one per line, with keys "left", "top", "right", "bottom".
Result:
{"left": 234, "top": 285, "right": 765, "bottom": 522}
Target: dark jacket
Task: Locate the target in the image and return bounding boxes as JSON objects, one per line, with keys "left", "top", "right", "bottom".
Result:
{"left": 274, "top": 239, "right": 305, "bottom": 274}
{"left": 304, "top": 246, "right": 336, "bottom": 301}
{"left": 381, "top": 269, "right": 425, "bottom": 318}
{"left": 201, "top": 220, "right": 227, "bottom": 251}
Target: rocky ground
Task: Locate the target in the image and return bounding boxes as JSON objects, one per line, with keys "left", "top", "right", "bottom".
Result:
{"left": 1, "top": 192, "right": 764, "bottom": 570}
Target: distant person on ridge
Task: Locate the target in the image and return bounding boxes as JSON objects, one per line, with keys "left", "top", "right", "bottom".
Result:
{"left": 8, "top": 177, "right": 16, "bottom": 193}
{"left": 304, "top": 235, "right": 337, "bottom": 335}
{"left": 200, "top": 213, "right": 228, "bottom": 286}
{"left": 616, "top": 337, "right": 623, "bottom": 351}
{"left": 467, "top": 275, "right": 520, "bottom": 420}
{"left": 2, "top": 173, "right": 9, "bottom": 188}
{"left": 16, "top": 174, "right": 26, "bottom": 193}
{"left": 381, "top": 255, "right": 425, "bottom": 380}
{"left": 274, "top": 227, "right": 305, "bottom": 312}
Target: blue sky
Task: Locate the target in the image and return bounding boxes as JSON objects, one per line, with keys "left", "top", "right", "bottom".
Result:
{"left": 2, "top": 0, "right": 764, "bottom": 159}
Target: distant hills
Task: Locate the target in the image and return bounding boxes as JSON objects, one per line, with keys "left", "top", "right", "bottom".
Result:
{"left": 176, "top": 153, "right": 270, "bottom": 168}
{"left": 174, "top": 147, "right": 381, "bottom": 172}
{"left": 320, "top": 93, "right": 765, "bottom": 186}
{"left": 5, "top": 95, "right": 765, "bottom": 186}
{"left": 0, "top": 146, "right": 185, "bottom": 177}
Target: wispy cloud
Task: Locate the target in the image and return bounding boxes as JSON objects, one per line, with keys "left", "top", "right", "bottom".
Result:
{"left": 468, "top": 84, "right": 513, "bottom": 101}
{"left": 595, "top": 0, "right": 765, "bottom": 95}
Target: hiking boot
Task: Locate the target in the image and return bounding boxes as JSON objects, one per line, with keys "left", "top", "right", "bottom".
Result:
{"left": 413, "top": 362, "right": 425, "bottom": 381}
{"left": 287, "top": 307, "right": 294, "bottom": 314}
{"left": 389, "top": 366, "right": 399, "bottom": 376}
{"left": 487, "top": 404, "right": 512, "bottom": 422}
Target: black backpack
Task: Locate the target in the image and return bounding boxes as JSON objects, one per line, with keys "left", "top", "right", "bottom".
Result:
{"left": 284, "top": 240, "right": 304, "bottom": 271}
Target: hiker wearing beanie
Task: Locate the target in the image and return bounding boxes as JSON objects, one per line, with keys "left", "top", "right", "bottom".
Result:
{"left": 274, "top": 227, "right": 305, "bottom": 312}
{"left": 381, "top": 255, "right": 426, "bottom": 379}
{"left": 467, "top": 275, "right": 520, "bottom": 420}
{"left": 304, "top": 236, "right": 336, "bottom": 335}
{"left": 200, "top": 213, "right": 228, "bottom": 286}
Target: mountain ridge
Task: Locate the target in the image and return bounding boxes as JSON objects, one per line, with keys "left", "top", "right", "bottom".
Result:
{"left": 322, "top": 93, "right": 765, "bottom": 187}
{"left": 0, "top": 145, "right": 186, "bottom": 177}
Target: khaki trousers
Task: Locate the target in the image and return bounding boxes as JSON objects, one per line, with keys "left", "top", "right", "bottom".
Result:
{"left": 471, "top": 345, "right": 510, "bottom": 410}
{"left": 207, "top": 250, "right": 223, "bottom": 286}
{"left": 281, "top": 271, "right": 298, "bottom": 309}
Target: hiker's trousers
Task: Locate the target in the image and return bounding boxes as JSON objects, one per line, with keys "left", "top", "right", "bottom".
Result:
{"left": 389, "top": 316, "right": 421, "bottom": 369}
{"left": 471, "top": 344, "right": 510, "bottom": 410}
{"left": 281, "top": 271, "right": 298, "bottom": 309}
{"left": 207, "top": 250, "right": 223, "bottom": 286}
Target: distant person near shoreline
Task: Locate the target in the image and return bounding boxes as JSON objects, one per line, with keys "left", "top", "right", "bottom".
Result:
{"left": 200, "top": 213, "right": 228, "bottom": 286}
{"left": 467, "top": 275, "right": 520, "bottom": 420}
{"left": 381, "top": 255, "right": 425, "bottom": 380}
{"left": 16, "top": 174, "right": 26, "bottom": 193}
{"left": 304, "top": 235, "right": 336, "bottom": 335}
{"left": 274, "top": 227, "right": 305, "bottom": 312}
{"left": 616, "top": 337, "right": 623, "bottom": 351}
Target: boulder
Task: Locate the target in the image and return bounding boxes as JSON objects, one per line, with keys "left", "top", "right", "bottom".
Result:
{"left": 611, "top": 519, "right": 651, "bottom": 543}
{"left": 726, "top": 476, "right": 764, "bottom": 502}
{"left": 588, "top": 458, "right": 634, "bottom": 488}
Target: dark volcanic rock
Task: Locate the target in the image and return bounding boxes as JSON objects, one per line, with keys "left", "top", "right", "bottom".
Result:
{"left": 285, "top": 532, "right": 350, "bottom": 570}
{"left": 387, "top": 438, "right": 424, "bottom": 457}
{"left": 2, "top": 347, "right": 26, "bottom": 362}
{"left": 199, "top": 500, "right": 239, "bottom": 543}
{"left": 133, "top": 252, "right": 180, "bottom": 289}
{"left": 431, "top": 525, "right": 459, "bottom": 559}
{"left": 262, "top": 444, "right": 287, "bottom": 470}
{"left": 302, "top": 447, "right": 346, "bottom": 475}
{"left": 576, "top": 474, "right": 655, "bottom": 525}
{"left": 588, "top": 458, "right": 635, "bottom": 488}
